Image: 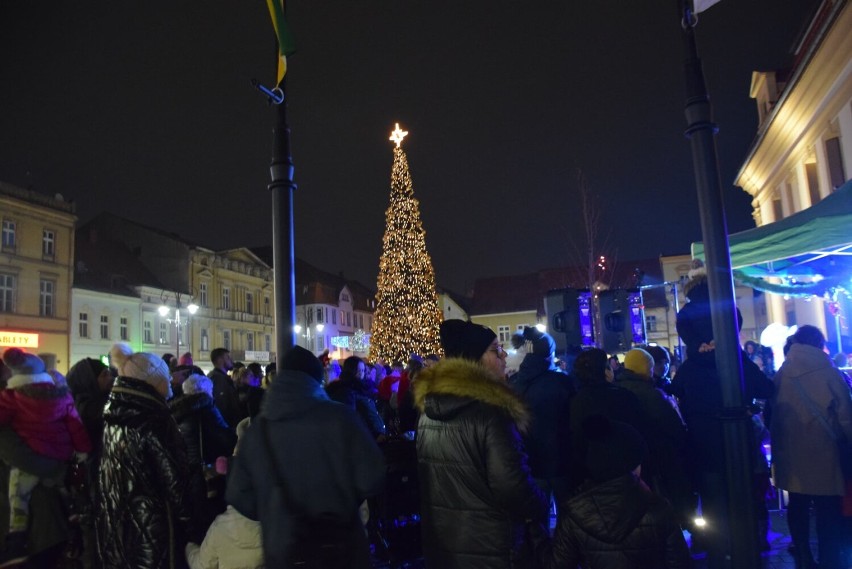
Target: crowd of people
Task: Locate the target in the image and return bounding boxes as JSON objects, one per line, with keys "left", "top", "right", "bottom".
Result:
{"left": 0, "top": 271, "right": 850, "bottom": 569}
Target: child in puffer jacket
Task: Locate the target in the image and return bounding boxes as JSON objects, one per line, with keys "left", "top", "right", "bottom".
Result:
{"left": 0, "top": 349, "right": 91, "bottom": 537}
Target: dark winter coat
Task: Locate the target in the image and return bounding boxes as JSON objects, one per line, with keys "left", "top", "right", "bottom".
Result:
{"left": 169, "top": 392, "right": 237, "bottom": 467}
{"left": 95, "top": 376, "right": 193, "bottom": 569}
{"left": 538, "top": 473, "right": 692, "bottom": 569}
{"left": 615, "top": 370, "right": 687, "bottom": 485}
{"left": 670, "top": 350, "right": 773, "bottom": 475}
{"left": 208, "top": 368, "right": 242, "bottom": 429}
{"left": 414, "top": 358, "right": 548, "bottom": 569}
{"left": 66, "top": 358, "right": 110, "bottom": 454}
{"left": 510, "top": 355, "right": 576, "bottom": 480}
{"left": 326, "top": 374, "right": 386, "bottom": 439}
{"left": 226, "top": 369, "right": 385, "bottom": 568}
{"left": 236, "top": 384, "right": 265, "bottom": 420}
{"left": 569, "top": 381, "right": 646, "bottom": 487}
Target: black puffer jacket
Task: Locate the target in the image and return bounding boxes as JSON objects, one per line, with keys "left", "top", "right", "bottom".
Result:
{"left": 539, "top": 474, "right": 692, "bottom": 569}
{"left": 95, "top": 376, "right": 193, "bottom": 569}
{"left": 169, "top": 392, "right": 237, "bottom": 467}
{"left": 414, "top": 358, "right": 548, "bottom": 569}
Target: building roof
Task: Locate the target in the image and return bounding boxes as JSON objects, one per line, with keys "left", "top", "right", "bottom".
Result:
{"left": 0, "top": 181, "right": 76, "bottom": 214}
{"left": 250, "top": 247, "right": 376, "bottom": 311}
{"left": 74, "top": 227, "right": 164, "bottom": 296}
{"left": 469, "top": 258, "right": 667, "bottom": 316}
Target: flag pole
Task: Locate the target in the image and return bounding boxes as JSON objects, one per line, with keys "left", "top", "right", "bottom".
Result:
{"left": 269, "top": 77, "right": 297, "bottom": 367}
{"left": 679, "top": 1, "right": 760, "bottom": 567}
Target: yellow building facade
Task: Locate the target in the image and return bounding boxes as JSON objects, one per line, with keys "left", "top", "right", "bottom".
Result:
{"left": 0, "top": 182, "right": 76, "bottom": 371}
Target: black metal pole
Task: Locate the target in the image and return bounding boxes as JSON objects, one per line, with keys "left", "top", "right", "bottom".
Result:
{"left": 680, "top": 4, "right": 759, "bottom": 568}
{"left": 269, "top": 79, "right": 297, "bottom": 368}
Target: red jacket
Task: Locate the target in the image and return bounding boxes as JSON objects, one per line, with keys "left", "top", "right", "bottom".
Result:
{"left": 378, "top": 372, "right": 411, "bottom": 403}
{"left": 0, "top": 384, "right": 92, "bottom": 461}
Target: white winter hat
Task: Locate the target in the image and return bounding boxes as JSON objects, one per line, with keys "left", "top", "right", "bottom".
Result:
{"left": 2, "top": 348, "right": 54, "bottom": 389}
{"left": 110, "top": 343, "right": 170, "bottom": 392}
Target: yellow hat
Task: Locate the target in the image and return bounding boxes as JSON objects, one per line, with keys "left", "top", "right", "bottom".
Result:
{"left": 623, "top": 348, "right": 653, "bottom": 378}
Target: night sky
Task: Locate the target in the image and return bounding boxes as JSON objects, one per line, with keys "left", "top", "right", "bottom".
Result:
{"left": 0, "top": 1, "right": 819, "bottom": 294}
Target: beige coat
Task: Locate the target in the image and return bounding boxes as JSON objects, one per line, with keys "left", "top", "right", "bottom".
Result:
{"left": 771, "top": 343, "right": 852, "bottom": 495}
{"left": 185, "top": 506, "right": 263, "bottom": 569}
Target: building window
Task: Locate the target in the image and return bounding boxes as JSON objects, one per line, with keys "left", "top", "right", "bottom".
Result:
{"left": 317, "top": 307, "right": 323, "bottom": 323}
{"left": 223, "top": 330, "right": 231, "bottom": 351}
{"left": 497, "top": 325, "right": 510, "bottom": 343}
{"left": 39, "top": 280, "right": 55, "bottom": 317}
{"left": 0, "top": 273, "right": 15, "bottom": 313}
{"left": 144, "top": 320, "right": 153, "bottom": 343}
{"left": 341, "top": 293, "right": 350, "bottom": 302}
{"left": 42, "top": 229, "right": 55, "bottom": 258}
{"left": 346, "top": 312, "right": 351, "bottom": 327}
{"left": 826, "top": 137, "right": 846, "bottom": 190}
{"left": 78, "top": 313, "right": 89, "bottom": 337}
{"left": 264, "top": 296, "right": 270, "bottom": 316}
{"left": 199, "top": 282, "right": 208, "bottom": 307}
{"left": 316, "top": 336, "right": 325, "bottom": 352}
{"left": 646, "top": 315, "right": 658, "bottom": 333}
{"left": 100, "top": 315, "right": 110, "bottom": 339}
{"left": 265, "top": 334, "right": 271, "bottom": 352}
{"left": 246, "top": 293, "right": 254, "bottom": 315}
{"left": 201, "top": 329, "right": 209, "bottom": 351}
{"left": 332, "top": 310, "right": 337, "bottom": 325}
{"left": 120, "top": 317, "right": 129, "bottom": 341}
{"left": 1, "top": 220, "right": 15, "bottom": 250}
{"left": 246, "top": 332, "right": 254, "bottom": 352}
{"left": 159, "top": 321, "right": 168, "bottom": 344}
{"left": 222, "top": 287, "right": 231, "bottom": 310}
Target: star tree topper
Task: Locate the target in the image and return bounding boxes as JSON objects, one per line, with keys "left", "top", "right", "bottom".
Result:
{"left": 389, "top": 123, "right": 409, "bottom": 147}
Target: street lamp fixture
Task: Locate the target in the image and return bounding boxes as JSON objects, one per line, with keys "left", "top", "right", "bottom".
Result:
{"left": 159, "top": 291, "right": 198, "bottom": 358}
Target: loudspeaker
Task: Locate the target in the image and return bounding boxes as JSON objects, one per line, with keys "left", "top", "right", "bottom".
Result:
{"left": 544, "top": 289, "right": 593, "bottom": 354}
{"left": 599, "top": 289, "right": 645, "bottom": 354}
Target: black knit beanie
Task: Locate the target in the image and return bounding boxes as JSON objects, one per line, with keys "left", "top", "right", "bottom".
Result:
{"left": 583, "top": 415, "right": 648, "bottom": 483}
{"left": 440, "top": 320, "right": 496, "bottom": 362}
{"left": 281, "top": 346, "right": 324, "bottom": 383}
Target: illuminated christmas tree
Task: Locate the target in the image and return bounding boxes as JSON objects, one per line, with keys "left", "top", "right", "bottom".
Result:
{"left": 369, "top": 124, "right": 444, "bottom": 363}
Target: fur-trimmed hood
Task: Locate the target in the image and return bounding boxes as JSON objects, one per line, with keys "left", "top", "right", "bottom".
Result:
{"left": 414, "top": 358, "right": 530, "bottom": 433}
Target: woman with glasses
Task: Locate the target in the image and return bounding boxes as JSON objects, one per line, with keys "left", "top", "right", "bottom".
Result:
{"left": 414, "top": 319, "right": 547, "bottom": 568}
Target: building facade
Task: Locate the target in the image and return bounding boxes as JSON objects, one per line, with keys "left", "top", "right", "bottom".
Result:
{"left": 1, "top": 182, "right": 76, "bottom": 371}
{"left": 735, "top": 0, "right": 852, "bottom": 339}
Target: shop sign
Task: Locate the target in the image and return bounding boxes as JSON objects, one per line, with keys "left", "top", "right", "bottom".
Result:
{"left": 0, "top": 331, "right": 39, "bottom": 348}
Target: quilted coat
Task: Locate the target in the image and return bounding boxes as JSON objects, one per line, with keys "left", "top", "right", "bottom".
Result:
{"left": 414, "top": 358, "right": 548, "bottom": 569}
{"left": 771, "top": 342, "right": 852, "bottom": 495}
{"left": 95, "top": 376, "right": 193, "bottom": 569}
{"left": 538, "top": 473, "right": 692, "bottom": 569}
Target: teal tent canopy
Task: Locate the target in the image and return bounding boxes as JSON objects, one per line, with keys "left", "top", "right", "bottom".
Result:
{"left": 692, "top": 180, "right": 852, "bottom": 282}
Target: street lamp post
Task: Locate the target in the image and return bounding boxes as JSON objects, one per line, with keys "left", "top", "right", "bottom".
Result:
{"left": 159, "top": 292, "right": 199, "bottom": 359}
{"left": 293, "top": 323, "right": 324, "bottom": 353}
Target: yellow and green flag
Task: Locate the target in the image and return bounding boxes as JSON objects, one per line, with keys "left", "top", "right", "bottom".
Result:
{"left": 266, "top": 0, "right": 296, "bottom": 85}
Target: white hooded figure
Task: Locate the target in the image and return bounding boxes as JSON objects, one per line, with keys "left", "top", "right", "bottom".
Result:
{"left": 504, "top": 332, "right": 527, "bottom": 378}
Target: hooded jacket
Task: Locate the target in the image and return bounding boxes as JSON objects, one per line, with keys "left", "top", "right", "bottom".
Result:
{"left": 185, "top": 506, "right": 262, "bottom": 569}
{"left": 510, "top": 352, "right": 575, "bottom": 480}
{"left": 169, "top": 392, "right": 237, "bottom": 468}
{"left": 0, "top": 383, "right": 92, "bottom": 461}
{"left": 771, "top": 342, "right": 852, "bottom": 495}
{"left": 539, "top": 473, "right": 692, "bottom": 569}
{"left": 95, "top": 376, "right": 193, "bottom": 569}
{"left": 414, "top": 358, "right": 547, "bottom": 569}
{"left": 225, "top": 369, "right": 385, "bottom": 568}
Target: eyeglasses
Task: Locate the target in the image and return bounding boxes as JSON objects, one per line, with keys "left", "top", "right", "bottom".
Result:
{"left": 488, "top": 344, "right": 505, "bottom": 355}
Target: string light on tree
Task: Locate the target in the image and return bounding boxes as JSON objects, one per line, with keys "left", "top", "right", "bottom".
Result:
{"left": 369, "top": 123, "right": 444, "bottom": 363}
